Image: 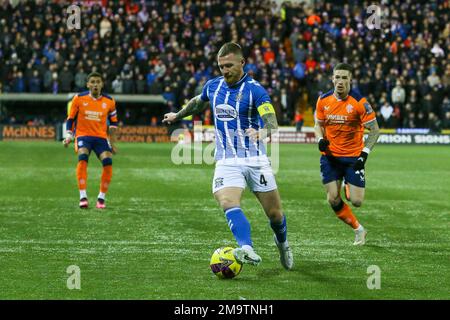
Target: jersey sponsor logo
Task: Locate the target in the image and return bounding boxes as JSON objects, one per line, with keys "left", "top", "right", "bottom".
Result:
{"left": 364, "top": 102, "right": 373, "bottom": 114}
{"left": 215, "top": 104, "right": 237, "bottom": 122}
{"left": 346, "top": 104, "right": 354, "bottom": 113}
{"left": 326, "top": 114, "right": 348, "bottom": 124}
{"left": 84, "top": 110, "right": 103, "bottom": 122}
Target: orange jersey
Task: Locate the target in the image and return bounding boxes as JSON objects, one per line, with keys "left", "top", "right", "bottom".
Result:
{"left": 315, "top": 89, "right": 376, "bottom": 157}
{"left": 67, "top": 92, "right": 118, "bottom": 139}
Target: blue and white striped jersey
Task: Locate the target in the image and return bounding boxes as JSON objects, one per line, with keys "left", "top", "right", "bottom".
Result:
{"left": 200, "top": 73, "right": 271, "bottom": 162}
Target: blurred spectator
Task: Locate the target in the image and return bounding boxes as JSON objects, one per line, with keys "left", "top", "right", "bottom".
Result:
{"left": 427, "top": 70, "right": 441, "bottom": 88}
{"left": 272, "top": 95, "right": 283, "bottom": 124}
{"left": 121, "top": 64, "right": 135, "bottom": 94}
{"left": 442, "top": 96, "right": 450, "bottom": 115}
{"left": 263, "top": 47, "right": 275, "bottom": 65}
{"left": 100, "top": 17, "right": 112, "bottom": 38}
{"left": 380, "top": 98, "right": 394, "bottom": 128}
{"left": 391, "top": 80, "right": 406, "bottom": 107}
{"left": 51, "top": 72, "right": 59, "bottom": 94}
{"left": 59, "top": 66, "right": 74, "bottom": 93}
{"left": 8, "top": 116, "right": 17, "bottom": 124}
{"left": 75, "top": 68, "right": 87, "bottom": 92}
{"left": 427, "top": 113, "right": 442, "bottom": 133}
{"left": 112, "top": 76, "right": 123, "bottom": 94}
{"left": 295, "top": 110, "right": 304, "bottom": 132}
{"left": 403, "top": 111, "right": 416, "bottom": 129}
{"left": 416, "top": 111, "right": 427, "bottom": 128}
{"left": 151, "top": 116, "right": 158, "bottom": 127}
{"left": 444, "top": 112, "right": 450, "bottom": 129}
{"left": 162, "top": 86, "right": 176, "bottom": 105}
{"left": 28, "top": 70, "right": 42, "bottom": 93}
{"left": 431, "top": 43, "right": 445, "bottom": 58}
{"left": 12, "top": 71, "right": 25, "bottom": 93}
{"left": 136, "top": 74, "right": 147, "bottom": 94}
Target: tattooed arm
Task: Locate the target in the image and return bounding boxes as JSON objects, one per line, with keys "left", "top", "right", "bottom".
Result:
{"left": 353, "top": 118, "right": 380, "bottom": 170}
{"left": 261, "top": 112, "right": 279, "bottom": 137}
{"left": 162, "top": 95, "right": 209, "bottom": 124}
{"left": 246, "top": 103, "right": 279, "bottom": 141}
{"left": 363, "top": 118, "right": 380, "bottom": 151}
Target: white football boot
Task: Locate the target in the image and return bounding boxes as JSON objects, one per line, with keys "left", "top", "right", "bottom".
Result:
{"left": 233, "top": 246, "right": 262, "bottom": 266}
{"left": 274, "top": 235, "right": 294, "bottom": 270}
{"left": 353, "top": 225, "right": 367, "bottom": 245}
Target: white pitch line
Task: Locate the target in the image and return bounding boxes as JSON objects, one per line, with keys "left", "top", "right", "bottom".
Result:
{"left": 0, "top": 239, "right": 208, "bottom": 246}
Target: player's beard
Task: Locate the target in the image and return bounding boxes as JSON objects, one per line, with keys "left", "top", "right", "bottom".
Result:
{"left": 224, "top": 73, "right": 235, "bottom": 84}
{"left": 224, "top": 71, "right": 243, "bottom": 85}
{"left": 335, "top": 84, "right": 349, "bottom": 98}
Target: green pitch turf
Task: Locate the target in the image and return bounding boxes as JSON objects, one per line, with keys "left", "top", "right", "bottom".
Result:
{"left": 0, "top": 141, "right": 448, "bottom": 299}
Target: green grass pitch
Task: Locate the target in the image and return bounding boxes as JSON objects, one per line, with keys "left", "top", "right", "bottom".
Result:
{"left": 0, "top": 141, "right": 449, "bottom": 299}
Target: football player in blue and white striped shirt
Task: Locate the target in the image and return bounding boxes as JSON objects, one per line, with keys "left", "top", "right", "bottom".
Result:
{"left": 163, "top": 42, "right": 293, "bottom": 270}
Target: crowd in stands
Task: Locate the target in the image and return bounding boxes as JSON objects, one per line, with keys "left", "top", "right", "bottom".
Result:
{"left": 0, "top": 0, "right": 449, "bottom": 130}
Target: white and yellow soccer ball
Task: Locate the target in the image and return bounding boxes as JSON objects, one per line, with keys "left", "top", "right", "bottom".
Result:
{"left": 210, "top": 247, "right": 243, "bottom": 279}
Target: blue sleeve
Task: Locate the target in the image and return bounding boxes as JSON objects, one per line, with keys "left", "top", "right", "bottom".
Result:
{"left": 200, "top": 80, "right": 211, "bottom": 101}
{"left": 252, "top": 83, "right": 271, "bottom": 107}
{"left": 66, "top": 119, "right": 74, "bottom": 131}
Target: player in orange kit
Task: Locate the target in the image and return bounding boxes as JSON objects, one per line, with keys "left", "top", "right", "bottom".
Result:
{"left": 314, "top": 63, "right": 380, "bottom": 245}
{"left": 63, "top": 72, "right": 118, "bottom": 209}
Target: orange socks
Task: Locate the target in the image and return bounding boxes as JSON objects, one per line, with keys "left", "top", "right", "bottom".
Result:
{"left": 100, "top": 165, "right": 112, "bottom": 194}
{"left": 333, "top": 201, "right": 360, "bottom": 229}
{"left": 76, "top": 156, "right": 113, "bottom": 200}
{"left": 76, "top": 160, "right": 88, "bottom": 191}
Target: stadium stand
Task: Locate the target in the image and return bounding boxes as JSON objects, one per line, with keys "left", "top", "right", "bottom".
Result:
{"left": 0, "top": 0, "right": 448, "bottom": 130}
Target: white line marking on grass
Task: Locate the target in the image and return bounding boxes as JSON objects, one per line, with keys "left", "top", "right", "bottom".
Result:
{"left": 0, "top": 239, "right": 209, "bottom": 246}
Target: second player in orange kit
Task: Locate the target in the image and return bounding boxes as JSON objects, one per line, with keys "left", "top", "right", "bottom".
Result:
{"left": 63, "top": 72, "right": 119, "bottom": 209}
{"left": 314, "top": 63, "right": 380, "bottom": 245}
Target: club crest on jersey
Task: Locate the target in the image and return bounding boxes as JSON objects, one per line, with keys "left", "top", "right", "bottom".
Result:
{"left": 363, "top": 102, "right": 373, "bottom": 114}
{"left": 236, "top": 92, "right": 243, "bottom": 102}
{"left": 346, "top": 104, "right": 354, "bottom": 113}
{"left": 215, "top": 104, "right": 237, "bottom": 122}
{"left": 102, "top": 102, "right": 107, "bottom": 109}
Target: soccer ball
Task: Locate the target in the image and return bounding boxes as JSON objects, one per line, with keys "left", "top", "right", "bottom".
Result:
{"left": 210, "top": 247, "right": 243, "bottom": 279}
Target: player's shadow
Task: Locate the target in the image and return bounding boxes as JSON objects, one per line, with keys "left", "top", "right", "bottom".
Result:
{"left": 361, "top": 243, "right": 391, "bottom": 251}
{"left": 255, "top": 267, "right": 284, "bottom": 278}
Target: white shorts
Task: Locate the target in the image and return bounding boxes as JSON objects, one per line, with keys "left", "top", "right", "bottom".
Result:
{"left": 212, "top": 162, "right": 278, "bottom": 194}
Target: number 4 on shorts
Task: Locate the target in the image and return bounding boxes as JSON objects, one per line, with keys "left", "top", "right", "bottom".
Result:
{"left": 260, "top": 174, "right": 267, "bottom": 186}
